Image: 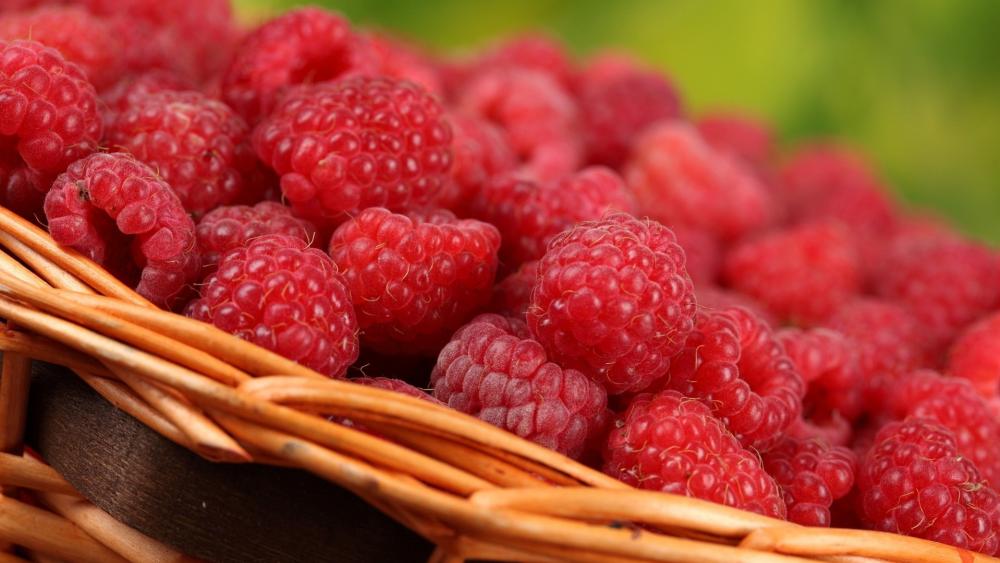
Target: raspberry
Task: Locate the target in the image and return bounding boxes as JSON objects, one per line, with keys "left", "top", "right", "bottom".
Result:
{"left": 625, "top": 121, "right": 773, "bottom": 240}
{"left": 431, "top": 313, "right": 609, "bottom": 459}
{"left": 476, "top": 34, "right": 574, "bottom": 87}
{"left": 222, "top": 7, "right": 376, "bottom": 123}
{"left": 0, "top": 7, "right": 124, "bottom": 90}
{"left": 824, "top": 298, "right": 925, "bottom": 380}
{"left": 0, "top": 39, "right": 102, "bottom": 216}
{"left": 367, "top": 33, "right": 443, "bottom": 97}
{"left": 723, "top": 221, "right": 862, "bottom": 325}
{"left": 664, "top": 307, "right": 805, "bottom": 449}
{"left": 354, "top": 377, "right": 443, "bottom": 405}
{"left": 457, "top": 68, "right": 581, "bottom": 182}
{"left": 438, "top": 112, "right": 516, "bottom": 213}
{"left": 574, "top": 54, "right": 682, "bottom": 167}
{"left": 195, "top": 202, "right": 316, "bottom": 274}
{"left": 99, "top": 70, "right": 194, "bottom": 130}
{"left": 43, "top": 153, "right": 199, "bottom": 308}
{"left": 858, "top": 418, "right": 1000, "bottom": 554}
{"left": 694, "top": 286, "right": 777, "bottom": 327}
{"left": 329, "top": 207, "right": 500, "bottom": 356}
{"left": 695, "top": 112, "right": 774, "bottom": 171}
{"left": 186, "top": 234, "right": 358, "bottom": 377}
{"left": 604, "top": 390, "right": 786, "bottom": 519}
{"left": 467, "top": 167, "right": 636, "bottom": 271}
{"left": 490, "top": 260, "right": 538, "bottom": 320}
{"left": 761, "top": 436, "right": 857, "bottom": 526}
{"left": 948, "top": 311, "right": 1000, "bottom": 397}
{"left": 254, "top": 76, "right": 453, "bottom": 227}
{"left": 527, "top": 213, "right": 697, "bottom": 395}
{"left": 874, "top": 232, "right": 1000, "bottom": 355}
{"left": 672, "top": 227, "right": 721, "bottom": 285}
{"left": 108, "top": 89, "right": 261, "bottom": 216}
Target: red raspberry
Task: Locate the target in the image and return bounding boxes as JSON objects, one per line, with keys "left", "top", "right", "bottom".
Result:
{"left": 948, "top": 311, "right": 1000, "bottom": 398}
{"left": 527, "top": 213, "right": 697, "bottom": 395}
{"left": 254, "top": 76, "right": 452, "bottom": 227}
{"left": 858, "top": 418, "right": 1000, "bottom": 554}
{"left": 874, "top": 232, "right": 1000, "bottom": 355}
{"left": 0, "top": 39, "right": 102, "bottom": 216}
{"left": 329, "top": 207, "right": 500, "bottom": 356}
{"left": 574, "top": 53, "right": 682, "bottom": 168}
{"left": 367, "top": 33, "right": 443, "bottom": 98}
{"left": 694, "top": 286, "right": 777, "bottom": 327}
{"left": 664, "top": 307, "right": 805, "bottom": 449}
{"left": 761, "top": 436, "right": 857, "bottom": 527}
{"left": 604, "top": 390, "right": 786, "bottom": 519}
{"left": 625, "top": 121, "right": 773, "bottom": 240}
{"left": 437, "top": 112, "right": 516, "bottom": 213}
{"left": 186, "top": 234, "right": 358, "bottom": 377}
{"left": 222, "top": 7, "right": 376, "bottom": 123}
{"left": 824, "top": 298, "right": 925, "bottom": 380}
{"left": 99, "top": 70, "right": 194, "bottom": 130}
{"left": 431, "top": 314, "right": 609, "bottom": 459}
{"left": 672, "top": 226, "right": 721, "bottom": 285}
{"left": 457, "top": 68, "right": 581, "bottom": 182}
{"left": 723, "top": 221, "right": 862, "bottom": 325}
{"left": 195, "top": 202, "right": 316, "bottom": 274}
{"left": 108, "top": 89, "right": 261, "bottom": 216}
{"left": 476, "top": 34, "right": 574, "bottom": 87}
{"left": 468, "top": 167, "right": 636, "bottom": 271}
{"left": 695, "top": 111, "right": 774, "bottom": 171}
{"left": 354, "top": 377, "right": 443, "bottom": 405}
{"left": 490, "top": 260, "right": 538, "bottom": 320}
{"left": 43, "top": 153, "right": 199, "bottom": 308}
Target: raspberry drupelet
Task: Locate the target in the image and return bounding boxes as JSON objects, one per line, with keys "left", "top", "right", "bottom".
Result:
{"left": 948, "top": 311, "right": 1000, "bottom": 398}
{"left": 329, "top": 207, "right": 500, "bottom": 356}
{"left": 186, "top": 234, "right": 358, "bottom": 378}
{"left": 527, "top": 213, "right": 697, "bottom": 395}
{"left": 761, "top": 435, "right": 857, "bottom": 526}
{"left": 195, "top": 202, "right": 316, "bottom": 274}
{"left": 99, "top": 70, "right": 194, "bottom": 130}
{"left": 43, "top": 153, "right": 199, "bottom": 308}
{"left": 253, "top": 76, "right": 453, "bottom": 227}
{"left": 824, "top": 297, "right": 925, "bottom": 381}
{"left": 438, "top": 112, "right": 516, "bottom": 213}
{"left": 604, "top": 390, "right": 786, "bottom": 519}
{"left": 431, "top": 314, "right": 609, "bottom": 459}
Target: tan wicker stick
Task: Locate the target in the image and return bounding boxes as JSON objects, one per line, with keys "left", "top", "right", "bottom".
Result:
{"left": 0, "top": 231, "right": 93, "bottom": 294}
{"left": 740, "top": 527, "right": 990, "bottom": 563}
{"left": 0, "top": 351, "right": 30, "bottom": 454}
{"left": 0, "top": 496, "right": 128, "bottom": 563}
{"left": 0, "top": 331, "right": 110, "bottom": 376}
{"left": 0, "top": 454, "right": 78, "bottom": 496}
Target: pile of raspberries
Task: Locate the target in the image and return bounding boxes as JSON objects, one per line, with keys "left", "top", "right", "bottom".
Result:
{"left": 4, "top": 2, "right": 1000, "bottom": 553}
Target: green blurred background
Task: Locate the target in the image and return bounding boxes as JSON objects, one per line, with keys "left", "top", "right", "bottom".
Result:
{"left": 236, "top": 0, "right": 1000, "bottom": 242}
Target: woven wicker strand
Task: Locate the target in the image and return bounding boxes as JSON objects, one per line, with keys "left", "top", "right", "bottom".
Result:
{"left": 0, "top": 206, "right": 997, "bottom": 563}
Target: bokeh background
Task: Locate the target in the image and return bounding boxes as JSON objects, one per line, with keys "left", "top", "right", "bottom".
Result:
{"left": 236, "top": 0, "right": 1000, "bottom": 242}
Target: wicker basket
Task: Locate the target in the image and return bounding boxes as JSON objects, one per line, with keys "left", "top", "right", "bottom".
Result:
{"left": 0, "top": 204, "right": 995, "bottom": 563}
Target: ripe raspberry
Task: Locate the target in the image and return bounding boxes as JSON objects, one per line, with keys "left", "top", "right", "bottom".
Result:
{"left": 604, "top": 390, "right": 786, "bottom": 518}
{"left": 0, "top": 39, "right": 102, "bottom": 216}
{"left": 490, "top": 260, "right": 538, "bottom": 320}
{"left": 108, "top": 90, "right": 262, "bottom": 216}
{"left": 858, "top": 418, "right": 1000, "bottom": 554}
{"left": 43, "top": 153, "right": 199, "bottom": 308}
{"left": 476, "top": 34, "right": 574, "bottom": 88}
{"left": 354, "top": 377, "right": 443, "bottom": 405}
{"left": 457, "top": 68, "right": 581, "bottom": 182}
{"left": 824, "top": 298, "right": 925, "bottom": 380}
{"left": 574, "top": 54, "right": 682, "bottom": 167}
{"left": 723, "top": 221, "right": 862, "bottom": 325}
{"left": 761, "top": 436, "right": 857, "bottom": 526}
{"left": 625, "top": 121, "right": 773, "bottom": 240}
{"left": 367, "top": 33, "right": 443, "bottom": 97}
{"left": 438, "top": 112, "right": 516, "bottom": 213}
{"left": 329, "top": 207, "right": 500, "bottom": 356}
{"left": 195, "top": 202, "right": 316, "bottom": 273}
{"left": 874, "top": 232, "right": 1000, "bottom": 354}
{"left": 99, "top": 70, "right": 194, "bottom": 130}
{"left": 672, "top": 227, "right": 721, "bottom": 285}
{"left": 431, "top": 314, "right": 609, "bottom": 459}
{"left": 664, "top": 307, "right": 805, "bottom": 449}
{"left": 948, "top": 311, "right": 1000, "bottom": 397}
{"left": 695, "top": 286, "right": 777, "bottom": 327}
{"left": 0, "top": 7, "right": 124, "bottom": 90}
{"left": 695, "top": 112, "right": 774, "bottom": 171}
{"left": 254, "top": 76, "right": 452, "bottom": 227}
{"left": 468, "top": 167, "right": 636, "bottom": 271}
{"left": 222, "top": 7, "right": 376, "bottom": 123}
{"left": 186, "top": 234, "right": 358, "bottom": 377}
{"left": 527, "top": 213, "right": 697, "bottom": 395}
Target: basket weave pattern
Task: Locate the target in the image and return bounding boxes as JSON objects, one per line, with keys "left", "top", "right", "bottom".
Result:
{"left": 0, "top": 204, "right": 995, "bottom": 563}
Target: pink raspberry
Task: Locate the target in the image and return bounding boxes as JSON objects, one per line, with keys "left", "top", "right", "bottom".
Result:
{"left": 457, "top": 68, "right": 581, "bottom": 182}
{"left": 43, "top": 153, "right": 199, "bottom": 308}
{"left": 195, "top": 202, "right": 316, "bottom": 273}
{"left": 468, "top": 167, "right": 636, "bottom": 271}
{"left": 694, "top": 286, "right": 777, "bottom": 327}
{"left": 695, "top": 111, "right": 774, "bottom": 172}
{"left": 186, "top": 234, "right": 358, "bottom": 377}
{"left": 948, "top": 311, "right": 1000, "bottom": 398}
{"left": 0, "top": 39, "right": 102, "bottom": 216}
{"left": 858, "top": 418, "right": 1000, "bottom": 554}
{"left": 604, "top": 390, "right": 786, "bottom": 519}
{"left": 574, "top": 53, "right": 682, "bottom": 167}
{"left": 329, "top": 207, "right": 500, "bottom": 356}
{"left": 527, "top": 213, "right": 697, "bottom": 395}
{"left": 431, "top": 314, "right": 609, "bottom": 459}
{"left": 761, "top": 436, "right": 857, "bottom": 527}
{"left": 490, "top": 260, "right": 539, "bottom": 320}
{"left": 723, "top": 221, "right": 862, "bottom": 325}
{"left": 367, "top": 32, "right": 443, "bottom": 97}
{"left": 254, "top": 76, "right": 453, "bottom": 227}
{"left": 664, "top": 307, "right": 805, "bottom": 449}
{"left": 222, "top": 7, "right": 376, "bottom": 123}
{"left": 108, "top": 89, "right": 262, "bottom": 216}
{"left": 99, "top": 70, "right": 194, "bottom": 130}
{"left": 476, "top": 34, "right": 574, "bottom": 87}
{"left": 672, "top": 226, "right": 721, "bottom": 285}
{"left": 625, "top": 121, "right": 773, "bottom": 240}
{"left": 437, "top": 112, "right": 516, "bottom": 213}
{"left": 824, "top": 298, "right": 925, "bottom": 380}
